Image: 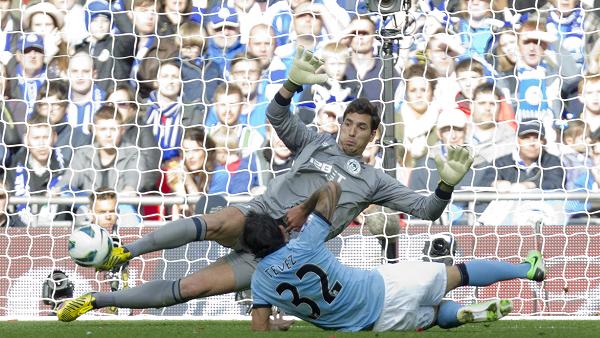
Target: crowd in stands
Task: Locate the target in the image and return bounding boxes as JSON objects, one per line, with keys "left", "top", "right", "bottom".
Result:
{"left": 1, "top": 0, "right": 600, "bottom": 227}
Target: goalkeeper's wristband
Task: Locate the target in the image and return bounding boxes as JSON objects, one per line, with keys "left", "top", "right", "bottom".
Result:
{"left": 283, "top": 79, "right": 302, "bottom": 93}
{"left": 435, "top": 181, "right": 454, "bottom": 200}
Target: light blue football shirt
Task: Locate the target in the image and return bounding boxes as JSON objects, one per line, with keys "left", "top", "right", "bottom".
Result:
{"left": 251, "top": 212, "right": 385, "bottom": 332}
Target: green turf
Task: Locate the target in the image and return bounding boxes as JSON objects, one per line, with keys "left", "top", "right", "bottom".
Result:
{"left": 1, "top": 320, "right": 599, "bottom": 338}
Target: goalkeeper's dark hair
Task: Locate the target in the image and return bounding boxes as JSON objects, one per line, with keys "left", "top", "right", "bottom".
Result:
{"left": 243, "top": 212, "right": 286, "bottom": 258}
{"left": 343, "top": 98, "right": 380, "bottom": 132}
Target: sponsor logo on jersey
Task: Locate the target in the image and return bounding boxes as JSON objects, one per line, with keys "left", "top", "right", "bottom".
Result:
{"left": 345, "top": 159, "right": 361, "bottom": 176}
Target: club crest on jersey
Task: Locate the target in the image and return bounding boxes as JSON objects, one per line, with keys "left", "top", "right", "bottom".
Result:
{"left": 345, "top": 159, "right": 361, "bottom": 176}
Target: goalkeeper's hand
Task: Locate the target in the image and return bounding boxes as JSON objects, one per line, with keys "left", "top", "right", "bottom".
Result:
{"left": 287, "top": 46, "right": 328, "bottom": 87}
{"left": 434, "top": 145, "right": 474, "bottom": 187}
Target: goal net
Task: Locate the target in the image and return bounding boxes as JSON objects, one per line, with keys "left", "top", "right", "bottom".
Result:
{"left": 1, "top": 0, "right": 600, "bottom": 319}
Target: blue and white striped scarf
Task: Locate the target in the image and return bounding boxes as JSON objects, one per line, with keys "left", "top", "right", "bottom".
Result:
{"left": 145, "top": 91, "right": 184, "bottom": 161}
{"left": 16, "top": 64, "right": 46, "bottom": 117}
{"left": 68, "top": 84, "right": 106, "bottom": 134}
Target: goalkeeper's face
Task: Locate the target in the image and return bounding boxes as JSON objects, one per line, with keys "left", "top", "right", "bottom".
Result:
{"left": 339, "top": 112, "right": 376, "bottom": 157}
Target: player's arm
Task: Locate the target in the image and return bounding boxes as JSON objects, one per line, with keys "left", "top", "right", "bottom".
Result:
{"left": 286, "top": 181, "right": 342, "bottom": 231}
{"left": 251, "top": 307, "right": 272, "bottom": 331}
{"left": 267, "top": 47, "right": 328, "bottom": 153}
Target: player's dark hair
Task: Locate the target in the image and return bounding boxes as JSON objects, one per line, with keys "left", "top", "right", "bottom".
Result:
{"left": 243, "top": 212, "right": 286, "bottom": 258}
{"left": 343, "top": 98, "right": 380, "bottom": 131}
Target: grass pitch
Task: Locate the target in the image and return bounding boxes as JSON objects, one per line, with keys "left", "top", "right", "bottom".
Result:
{"left": 1, "top": 320, "right": 598, "bottom": 338}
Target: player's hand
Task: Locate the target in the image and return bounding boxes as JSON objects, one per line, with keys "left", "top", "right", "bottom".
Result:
{"left": 434, "top": 145, "right": 474, "bottom": 187}
{"left": 287, "top": 46, "right": 328, "bottom": 86}
{"left": 269, "top": 310, "right": 295, "bottom": 331}
{"left": 285, "top": 204, "right": 309, "bottom": 232}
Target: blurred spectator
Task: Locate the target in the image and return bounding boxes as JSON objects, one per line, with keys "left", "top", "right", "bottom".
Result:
{"left": 424, "top": 31, "right": 462, "bottom": 106}
{"left": 33, "top": 80, "right": 88, "bottom": 165}
{"left": 0, "top": 62, "right": 22, "bottom": 165}
{"left": 395, "top": 63, "right": 440, "bottom": 163}
{"left": 107, "top": 85, "right": 161, "bottom": 192}
{"left": 303, "top": 42, "right": 359, "bottom": 105}
{"left": 246, "top": 23, "right": 276, "bottom": 70}
{"left": 314, "top": 102, "right": 342, "bottom": 135}
{"left": 143, "top": 60, "right": 205, "bottom": 162}
{"left": 5, "top": 115, "right": 68, "bottom": 226}
{"left": 576, "top": 74, "right": 600, "bottom": 133}
{"left": 230, "top": 0, "right": 267, "bottom": 45}
{"left": 487, "top": 28, "right": 518, "bottom": 96}
{"left": 207, "top": 83, "right": 264, "bottom": 156}
{"left": 362, "top": 126, "right": 382, "bottom": 167}
{"left": 514, "top": 20, "right": 580, "bottom": 135}
{"left": 590, "top": 129, "right": 600, "bottom": 190}
{"left": 0, "top": 181, "right": 26, "bottom": 227}
{"left": 228, "top": 55, "right": 268, "bottom": 135}
{"left": 206, "top": 5, "right": 245, "bottom": 74}
{"left": 67, "top": 51, "right": 107, "bottom": 133}
{"left": 342, "top": 15, "right": 399, "bottom": 102}
{"left": 21, "top": 2, "right": 68, "bottom": 77}
{"left": 266, "top": 0, "right": 348, "bottom": 47}
{"left": 409, "top": 108, "right": 477, "bottom": 192}
{"left": 558, "top": 119, "right": 594, "bottom": 215}
{"left": 265, "top": 2, "right": 332, "bottom": 100}
{"left": 0, "top": 0, "right": 19, "bottom": 65}
{"left": 208, "top": 125, "right": 259, "bottom": 194}
{"left": 7, "top": 34, "right": 46, "bottom": 116}
{"left": 451, "top": 0, "right": 498, "bottom": 57}
{"left": 50, "top": 0, "right": 86, "bottom": 48}
{"left": 68, "top": 106, "right": 139, "bottom": 193}
{"left": 111, "top": 0, "right": 179, "bottom": 98}
{"left": 76, "top": 0, "right": 127, "bottom": 93}
{"left": 479, "top": 119, "right": 565, "bottom": 191}
{"left": 409, "top": 108, "right": 478, "bottom": 224}
{"left": 160, "top": 0, "right": 196, "bottom": 29}
{"left": 543, "top": 0, "right": 600, "bottom": 72}
{"left": 89, "top": 187, "right": 118, "bottom": 233}
{"left": 454, "top": 58, "right": 487, "bottom": 116}
{"left": 469, "top": 83, "right": 516, "bottom": 166}
{"left": 178, "top": 21, "right": 223, "bottom": 103}
{"left": 162, "top": 127, "right": 216, "bottom": 219}
{"left": 255, "top": 124, "right": 294, "bottom": 187}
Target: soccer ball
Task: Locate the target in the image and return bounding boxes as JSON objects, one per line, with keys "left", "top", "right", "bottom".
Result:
{"left": 68, "top": 224, "right": 113, "bottom": 268}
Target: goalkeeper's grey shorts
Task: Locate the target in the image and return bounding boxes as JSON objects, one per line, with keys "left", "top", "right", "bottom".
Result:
{"left": 220, "top": 199, "right": 271, "bottom": 290}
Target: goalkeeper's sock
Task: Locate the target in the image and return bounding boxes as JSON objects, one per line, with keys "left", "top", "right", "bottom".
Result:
{"left": 436, "top": 300, "right": 463, "bottom": 329}
{"left": 94, "top": 279, "right": 185, "bottom": 309}
{"left": 458, "top": 260, "right": 529, "bottom": 287}
{"left": 126, "top": 216, "right": 207, "bottom": 257}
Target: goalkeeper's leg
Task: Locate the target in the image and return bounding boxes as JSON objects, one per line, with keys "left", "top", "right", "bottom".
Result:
{"left": 99, "top": 207, "right": 246, "bottom": 271}
{"left": 57, "top": 251, "right": 255, "bottom": 322}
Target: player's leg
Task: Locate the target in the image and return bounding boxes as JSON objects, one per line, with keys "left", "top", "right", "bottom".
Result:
{"left": 98, "top": 207, "right": 246, "bottom": 270}
{"left": 445, "top": 250, "right": 545, "bottom": 293}
{"left": 57, "top": 251, "right": 257, "bottom": 322}
{"left": 435, "top": 299, "right": 512, "bottom": 329}
{"left": 433, "top": 250, "right": 545, "bottom": 329}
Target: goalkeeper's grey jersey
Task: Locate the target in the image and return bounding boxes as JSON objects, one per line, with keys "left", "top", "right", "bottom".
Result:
{"left": 256, "top": 99, "right": 449, "bottom": 240}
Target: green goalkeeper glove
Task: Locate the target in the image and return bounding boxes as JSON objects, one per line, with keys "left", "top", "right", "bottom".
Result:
{"left": 284, "top": 46, "right": 328, "bottom": 92}
{"left": 434, "top": 145, "right": 474, "bottom": 187}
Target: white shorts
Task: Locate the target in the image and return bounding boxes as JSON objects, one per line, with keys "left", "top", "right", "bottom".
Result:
{"left": 372, "top": 261, "right": 447, "bottom": 332}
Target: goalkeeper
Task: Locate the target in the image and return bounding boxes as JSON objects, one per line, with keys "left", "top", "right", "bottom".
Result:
{"left": 248, "top": 182, "right": 546, "bottom": 332}
{"left": 58, "top": 48, "right": 474, "bottom": 321}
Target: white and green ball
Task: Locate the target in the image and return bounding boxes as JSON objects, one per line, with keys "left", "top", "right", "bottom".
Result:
{"left": 68, "top": 224, "right": 113, "bottom": 268}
